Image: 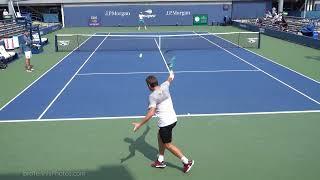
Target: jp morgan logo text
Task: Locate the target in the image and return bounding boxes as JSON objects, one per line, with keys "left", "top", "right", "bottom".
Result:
{"left": 105, "top": 10, "right": 130, "bottom": 17}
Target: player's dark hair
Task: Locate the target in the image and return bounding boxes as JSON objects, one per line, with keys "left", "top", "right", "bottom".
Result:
{"left": 146, "top": 75, "right": 158, "bottom": 88}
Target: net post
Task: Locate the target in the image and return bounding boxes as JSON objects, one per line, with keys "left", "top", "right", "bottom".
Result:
{"left": 159, "top": 36, "right": 161, "bottom": 50}
{"left": 54, "top": 35, "right": 58, "bottom": 52}
{"left": 258, "top": 32, "right": 261, "bottom": 49}
{"left": 237, "top": 32, "right": 240, "bottom": 48}
{"left": 76, "top": 35, "right": 79, "bottom": 51}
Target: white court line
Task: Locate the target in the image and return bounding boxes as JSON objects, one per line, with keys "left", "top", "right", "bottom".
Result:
{"left": 211, "top": 32, "right": 320, "bottom": 85}
{"left": 0, "top": 110, "right": 319, "bottom": 123}
{"left": 77, "top": 71, "right": 169, "bottom": 76}
{"left": 154, "top": 38, "right": 170, "bottom": 72}
{"left": 76, "top": 69, "right": 260, "bottom": 76}
{"left": 37, "top": 34, "right": 110, "bottom": 120}
{"left": 195, "top": 32, "right": 320, "bottom": 105}
{"left": 0, "top": 35, "right": 94, "bottom": 111}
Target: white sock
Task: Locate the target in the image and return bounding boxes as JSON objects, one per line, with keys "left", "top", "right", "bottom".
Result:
{"left": 158, "top": 155, "right": 164, "bottom": 162}
{"left": 181, "top": 156, "right": 189, "bottom": 164}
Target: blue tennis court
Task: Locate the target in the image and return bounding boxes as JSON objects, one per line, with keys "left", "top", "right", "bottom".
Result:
{"left": 0, "top": 31, "right": 320, "bottom": 121}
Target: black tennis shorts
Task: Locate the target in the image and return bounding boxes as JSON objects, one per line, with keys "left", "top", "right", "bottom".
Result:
{"left": 159, "top": 122, "right": 177, "bottom": 144}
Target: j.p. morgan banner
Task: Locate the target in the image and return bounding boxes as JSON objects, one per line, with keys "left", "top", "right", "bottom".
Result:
{"left": 64, "top": 4, "right": 231, "bottom": 27}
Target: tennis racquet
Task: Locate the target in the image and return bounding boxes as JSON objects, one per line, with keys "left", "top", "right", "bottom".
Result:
{"left": 163, "top": 50, "right": 176, "bottom": 71}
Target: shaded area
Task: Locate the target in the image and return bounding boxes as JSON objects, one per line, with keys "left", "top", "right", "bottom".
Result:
{"left": 121, "top": 126, "right": 182, "bottom": 171}
{"left": 0, "top": 165, "right": 134, "bottom": 180}
{"left": 305, "top": 56, "right": 320, "bottom": 61}
{"left": 1, "top": 113, "right": 320, "bottom": 180}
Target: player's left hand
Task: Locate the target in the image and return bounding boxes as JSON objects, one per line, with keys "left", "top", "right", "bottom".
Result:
{"left": 132, "top": 122, "right": 141, "bottom": 132}
{"left": 169, "top": 71, "right": 174, "bottom": 80}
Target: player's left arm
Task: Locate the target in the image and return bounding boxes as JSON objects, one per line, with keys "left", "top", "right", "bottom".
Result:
{"left": 166, "top": 71, "right": 175, "bottom": 83}
{"left": 132, "top": 107, "right": 156, "bottom": 132}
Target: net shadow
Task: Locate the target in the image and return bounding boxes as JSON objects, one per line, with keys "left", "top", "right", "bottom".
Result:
{"left": 305, "top": 56, "right": 320, "bottom": 61}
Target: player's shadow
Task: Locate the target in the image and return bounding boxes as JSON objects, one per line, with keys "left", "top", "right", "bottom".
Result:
{"left": 121, "top": 126, "right": 182, "bottom": 171}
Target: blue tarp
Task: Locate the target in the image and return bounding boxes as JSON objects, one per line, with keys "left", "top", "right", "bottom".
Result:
{"left": 300, "top": 23, "right": 315, "bottom": 37}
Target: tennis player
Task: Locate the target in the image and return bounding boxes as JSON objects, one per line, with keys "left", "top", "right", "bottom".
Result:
{"left": 132, "top": 72, "right": 194, "bottom": 173}
{"left": 138, "top": 12, "right": 147, "bottom": 30}
{"left": 22, "top": 31, "right": 33, "bottom": 72}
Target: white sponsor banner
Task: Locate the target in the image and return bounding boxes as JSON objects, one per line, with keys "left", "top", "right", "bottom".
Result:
{"left": 142, "top": 9, "right": 156, "bottom": 18}
{"left": 105, "top": 10, "right": 130, "bottom": 17}
{"left": 166, "top": 10, "right": 191, "bottom": 16}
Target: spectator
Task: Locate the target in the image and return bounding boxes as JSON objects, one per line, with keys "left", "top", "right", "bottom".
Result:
{"left": 2, "top": 9, "right": 8, "bottom": 17}
{"left": 280, "top": 16, "right": 288, "bottom": 31}
{"left": 256, "top": 18, "right": 263, "bottom": 26}
{"left": 16, "top": 11, "right": 22, "bottom": 18}
{"left": 265, "top": 11, "right": 272, "bottom": 19}
{"left": 272, "top": 7, "right": 277, "bottom": 17}
{"left": 272, "top": 13, "right": 282, "bottom": 24}
{"left": 277, "top": 14, "right": 283, "bottom": 23}
{"left": 271, "top": 14, "right": 278, "bottom": 24}
{"left": 223, "top": 16, "right": 230, "bottom": 25}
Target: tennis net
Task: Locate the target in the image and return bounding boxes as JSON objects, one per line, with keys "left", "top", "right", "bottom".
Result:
{"left": 54, "top": 32, "right": 260, "bottom": 52}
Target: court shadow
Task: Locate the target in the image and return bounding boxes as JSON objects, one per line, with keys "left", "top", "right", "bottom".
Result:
{"left": 305, "top": 56, "right": 320, "bottom": 61}
{"left": 121, "top": 126, "right": 182, "bottom": 171}
{"left": 0, "top": 165, "right": 134, "bottom": 180}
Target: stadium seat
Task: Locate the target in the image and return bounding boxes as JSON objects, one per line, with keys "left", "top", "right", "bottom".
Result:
{"left": 0, "top": 45, "right": 17, "bottom": 61}
{"left": 32, "top": 34, "right": 48, "bottom": 44}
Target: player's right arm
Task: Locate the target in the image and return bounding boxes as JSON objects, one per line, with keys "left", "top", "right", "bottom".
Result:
{"left": 132, "top": 107, "right": 155, "bottom": 132}
{"left": 132, "top": 95, "right": 157, "bottom": 132}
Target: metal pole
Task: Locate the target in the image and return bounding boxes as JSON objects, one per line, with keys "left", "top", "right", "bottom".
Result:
{"left": 278, "top": 0, "right": 284, "bottom": 13}
{"left": 8, "top": 0, "right": 16, "bottom": 18}
{"left": 304, "top": 0, "right": 307, "bottom": 18}
{"left": 17, "top": 1, "right": 20, "bottom": 13}
{"left": 61, "top": 4, "right": 65, "bottom": 28}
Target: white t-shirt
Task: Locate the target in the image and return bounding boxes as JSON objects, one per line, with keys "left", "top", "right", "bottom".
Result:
{"left": 148, "top": 81, "right": 177, "bottom": 127}
{"left": 139, "top": 14, "right": 144, "bottom": 20}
